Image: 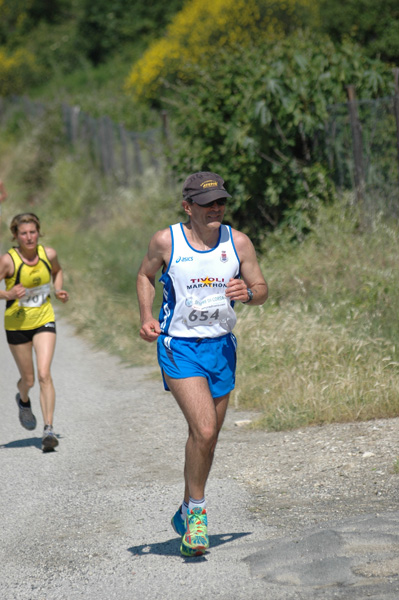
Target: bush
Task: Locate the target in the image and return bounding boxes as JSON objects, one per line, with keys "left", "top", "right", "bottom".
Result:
{"left": 76, "top": 0, "right": 185, "bottom": 65}
{"left": 0, "top": 47, "right": 41, "bottom": 94}
{"left": 319, "top": 0, "right": 399, "bottom": 64}
{"left": 0, "top": 0, "right": 71, "bottom": 46}
{"left": 0, "top": 1, "right": 81, "bottom": 89}
{"left": 16, "top": 109, "right": 66, "bottom": 203}
{"left": 23, "top": 20, "right": 85, "bottom": 75}
{"left": 162, "top": 33, "right": 393, "bottom": 244}
{"left": 125, "top": 0, "right": 318, "bottom": 102}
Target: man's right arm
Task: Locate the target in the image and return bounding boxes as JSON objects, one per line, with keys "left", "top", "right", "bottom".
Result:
{"left": 136, "top": 228, "right": 171, "bottom": 342}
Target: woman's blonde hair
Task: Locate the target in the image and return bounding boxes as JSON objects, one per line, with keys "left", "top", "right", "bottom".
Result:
{"left": 10, "top": 213, "right": 42, "bottom": 240}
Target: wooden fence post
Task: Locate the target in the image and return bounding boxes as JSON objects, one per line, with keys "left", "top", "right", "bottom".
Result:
{"left": 119, "top": 123, "right": 131, "bottom": 185}
{"left": 104, "top": 116, "right": 115, "bottom": 174}
{"left": 131, "top": 134, "right": 144, "bottom": 179}
{"left": 346, "top": 85, "right": 365, "bottom": 208}
{"left": 71, "top": 106, "right": 80, "bottom": 146}
{"left": 98, "top": 116, "right": 114, "bottom": 176}
{"left": 393, "top": 68, "right": 399, "bottom": 185}
{"left": 0, "top": 97, "right": 5, "bottom": 123}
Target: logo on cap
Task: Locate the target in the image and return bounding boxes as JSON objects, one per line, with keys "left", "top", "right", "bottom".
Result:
{"left": 201, "top": 180, "right": 219, "bottom": 189}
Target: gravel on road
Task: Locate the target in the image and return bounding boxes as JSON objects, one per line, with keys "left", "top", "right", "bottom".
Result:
{"left": 1, "top": 319, "right": 399, "bottom": 600}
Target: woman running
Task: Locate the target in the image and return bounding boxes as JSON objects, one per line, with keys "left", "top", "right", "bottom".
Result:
{"left": 0, "top": 213, "right": 69, "bottom": 451}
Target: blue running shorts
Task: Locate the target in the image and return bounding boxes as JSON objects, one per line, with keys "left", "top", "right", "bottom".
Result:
{"left": 157, "top": 333, "right": 237, "bottom": 399}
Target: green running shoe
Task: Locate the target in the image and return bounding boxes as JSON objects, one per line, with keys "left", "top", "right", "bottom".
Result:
{"left": 180, "top": 507, "right": 209, "bottom": 557}
{"left": 171, "top": 506, "right": 187, "bottom": 537}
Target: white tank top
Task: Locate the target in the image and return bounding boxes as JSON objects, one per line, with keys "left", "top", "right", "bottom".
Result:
{"left": 159, "top": 223, "right": 240, "bottom": 338}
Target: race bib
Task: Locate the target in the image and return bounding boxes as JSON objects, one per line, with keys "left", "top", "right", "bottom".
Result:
{"left": 182, "top": 293, "right": 230, "bottom": 328}
{"left": 19, "top": 284, "right": 51, "bottom": 308}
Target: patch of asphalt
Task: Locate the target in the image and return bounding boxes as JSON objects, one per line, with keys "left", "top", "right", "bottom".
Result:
{"left": 1, "top": 318, "right": 398, "bottom": 599}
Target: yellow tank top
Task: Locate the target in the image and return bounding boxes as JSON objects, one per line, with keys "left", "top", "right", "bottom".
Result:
{"left": 4, "top": 245, "right": 55, "bottom": 331}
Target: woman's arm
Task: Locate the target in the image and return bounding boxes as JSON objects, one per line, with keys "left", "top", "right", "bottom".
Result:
{"left": 46, "top": 247, "right": 69, "bottom": 303}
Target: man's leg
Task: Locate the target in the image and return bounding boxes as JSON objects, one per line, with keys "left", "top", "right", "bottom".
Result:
{"left": 165, "top": 373, "right": 229, "bottom": 554}
{"left": 164, "top": 373, "right": 229, "bottom": 502}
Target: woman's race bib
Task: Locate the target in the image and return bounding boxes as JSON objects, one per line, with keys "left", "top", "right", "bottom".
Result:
{"left": 19, "top": 284, "right": 51, "bottom": 308}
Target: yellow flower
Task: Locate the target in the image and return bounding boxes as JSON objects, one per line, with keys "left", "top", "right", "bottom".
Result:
{"left": 0, "top": 47, "right": 38, "bottom": 95}
{"left": 125, "top": 0, "right": 319, "bottom": 101}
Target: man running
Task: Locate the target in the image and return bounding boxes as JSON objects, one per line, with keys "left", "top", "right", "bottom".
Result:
{"left": 136, "top": 171, "right": 268, "bottom": 556}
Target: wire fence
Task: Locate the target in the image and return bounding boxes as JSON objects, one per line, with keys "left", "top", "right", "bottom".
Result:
{"left": 323, "top": 74, "right": 399, "bottom": 219}
{"left": 61, "top": 103, "right": 167, "bottom": 186}
{"left": 0, "top": 95, "right": 168, "bottom": 187}
{"left": 325, "top": 97, "right": 399, "bottom": 217}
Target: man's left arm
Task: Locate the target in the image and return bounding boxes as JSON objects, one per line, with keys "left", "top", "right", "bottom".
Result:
{"left": 225, "top": 230, "right": 268, "bottom": 305}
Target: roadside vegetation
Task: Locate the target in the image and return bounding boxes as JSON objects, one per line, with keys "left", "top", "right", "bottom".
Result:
{"left": 1, "top": 0, "right": 399, "bottom": 431}
{"left": 2, "top": 114, "right": 399, "bottom": 432}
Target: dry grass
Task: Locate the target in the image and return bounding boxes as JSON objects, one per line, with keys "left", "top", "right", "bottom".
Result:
{"left": 233, "top": 303, "right": 399, "bottom": 430}
{"left": 231, "top": 200, "right": 399, "bottom": 429}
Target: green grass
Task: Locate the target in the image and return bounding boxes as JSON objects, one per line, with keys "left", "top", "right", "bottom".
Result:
{"left": 30, "top": 49, "right": 161, "bottom": 131}
{"left": 2, "top": 120, "right": 399, "bottom": 431}
{"left": 233, "top": 201, "right": 399, "bottom": 429}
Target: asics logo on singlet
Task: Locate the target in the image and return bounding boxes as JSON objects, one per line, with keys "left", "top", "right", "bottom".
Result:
{"left": 176, "top": 256, "right": 193, "bottom": 263}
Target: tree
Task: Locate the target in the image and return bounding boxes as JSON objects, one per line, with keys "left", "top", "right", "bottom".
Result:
{"left": 0, "top": 0, "right": 70, "bottom": 45}
{"left": 76, "top": 0, "right": 185, "bottom": 65}
{"left": 162, "top": 33, "right": 393, "bottom": 244}
{"left": 319, "top": 0, "right": 399, "bottom": 64}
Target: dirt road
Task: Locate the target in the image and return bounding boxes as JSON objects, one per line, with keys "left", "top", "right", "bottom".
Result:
{"left": 1, "top": 319, "right": 399, "bottom": 599}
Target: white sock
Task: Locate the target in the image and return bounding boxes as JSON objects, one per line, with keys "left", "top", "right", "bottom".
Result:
{"left": 188, "top": 497, "right": 206, "bottom": 513}
{"left": 181, "top": 500, "right": 189, "bottom": 520}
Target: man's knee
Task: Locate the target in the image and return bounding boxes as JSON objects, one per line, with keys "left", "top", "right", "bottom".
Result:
{"left": 193, "top": 424, "right": 218, "bottom": 448}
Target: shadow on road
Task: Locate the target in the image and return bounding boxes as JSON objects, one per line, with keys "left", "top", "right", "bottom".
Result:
{"left": 0, "top": 437, "right": 42, "bottom": 450}
{"left": 128, "top": 531, "right": 251, "bottom": 559}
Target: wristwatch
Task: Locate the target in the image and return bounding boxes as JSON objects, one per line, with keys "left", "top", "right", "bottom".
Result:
{"left": 242, "top": 288, "right": 253, "bottom": 304}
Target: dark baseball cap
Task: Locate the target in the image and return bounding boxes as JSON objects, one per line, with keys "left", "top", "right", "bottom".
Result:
{"left": 182, "top": 171, "right": 231, "bottom": 205}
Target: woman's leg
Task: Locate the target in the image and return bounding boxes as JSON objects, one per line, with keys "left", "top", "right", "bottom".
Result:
{"left": 8, "top": 342, "right": 35, "bottom": 401}
{"left": 32, "top": 332, "right": 57, "bottom": 426}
